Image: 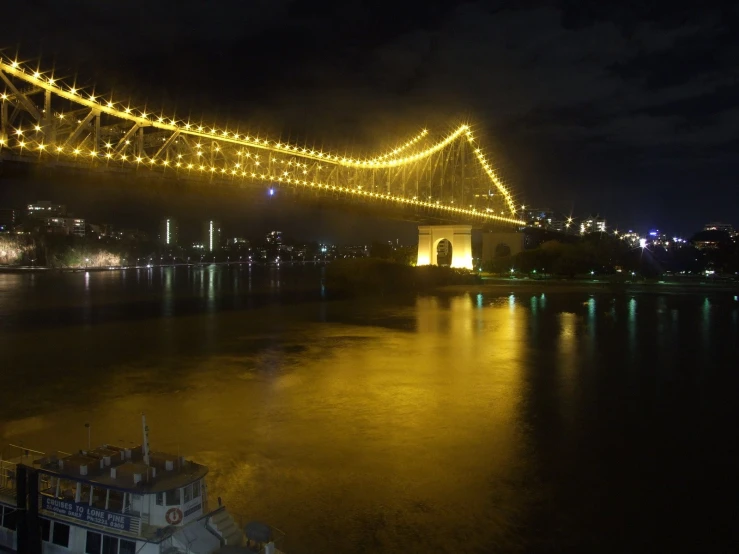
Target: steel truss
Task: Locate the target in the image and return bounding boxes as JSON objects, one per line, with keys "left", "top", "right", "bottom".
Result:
{"left": 0, "top": 58, "right": 524, "bottom": 226}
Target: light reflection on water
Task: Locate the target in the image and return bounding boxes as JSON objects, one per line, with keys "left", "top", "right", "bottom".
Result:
{"left": 0, "top": 268, "right": 737, "bottom": 552}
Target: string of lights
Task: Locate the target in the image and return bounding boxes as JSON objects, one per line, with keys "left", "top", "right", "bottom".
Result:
{"left": 0, "top": 134, "right": 524, "bottom": 225}
{"left": 373, "top": 129, "right": 429, "bottom": 161}
{"left": 0, "top": 56, "right": 524, "bottom": 222}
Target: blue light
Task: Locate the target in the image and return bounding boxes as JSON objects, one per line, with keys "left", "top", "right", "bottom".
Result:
{"left": 268, "top": 188, "right": 275, "bottom": 196}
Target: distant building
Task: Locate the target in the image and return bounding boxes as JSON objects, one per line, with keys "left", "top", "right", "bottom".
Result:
{"left": 28, "top": 201, "right": 66, "bottom": 217}
{"left": 87, "top": 223, "right": 114, "bottom": 238}
{"left": 692, "top": 230, "right": 731, "bottom": 251}
{"left": 524, "top": 208, "right": 555, "bottom": 228}
{"left": 227, "top": 237, "right": 250, "bottom": 247}
{"left": 45, "top": 217, "right": 85, "bottom": 237}
{"left": 340, "top": 245, "right": 369, "bottom": 258}
{"left": 113, "top": 228, "right": 148, "bottom": 242}
{"left": 0, "top": 208, "right": 14, "bottom": 232}
{"left": 159, "top": 218, "right": 179, "bottom": 246}
{"left": 621, "top": 231, "right": 641, "bottom": 247}
{"left": 266, "top": 231, "right": 282, "bottom": 245}
{"left": 703, "top": 222, "right": 734, "bottom": 234}
{"left": 580, "top": 215, "right": 606, "bottom": 234}
{"left": 204, "top": 220, "right": 222, "bottom": 252}
{"left": 549, "top": 219, "right": 567, "bottom": 232}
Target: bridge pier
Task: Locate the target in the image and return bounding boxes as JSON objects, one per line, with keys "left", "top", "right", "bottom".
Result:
{"left": 417, "top": 225, "right": 473, "bottom": 269}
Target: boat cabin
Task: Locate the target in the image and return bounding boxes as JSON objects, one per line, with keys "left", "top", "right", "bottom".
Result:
{"left": 1, "top": 443, "right": 228, "bottom": 553}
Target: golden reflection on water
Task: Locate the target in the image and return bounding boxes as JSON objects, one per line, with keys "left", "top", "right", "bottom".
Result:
{"left": 1, "top": 293, "right": 532, "bottom": 551}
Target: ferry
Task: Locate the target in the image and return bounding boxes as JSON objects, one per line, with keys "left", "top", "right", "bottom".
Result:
{"left": 0, "top": 416, "right": 284, "bottom": 554}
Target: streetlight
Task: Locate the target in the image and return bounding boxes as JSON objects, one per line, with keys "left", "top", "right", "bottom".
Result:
{"left": 85, "top": 257, "right": 89, "bottom": 269}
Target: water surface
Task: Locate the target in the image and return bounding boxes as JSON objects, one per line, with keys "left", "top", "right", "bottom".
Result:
{"left": 1, "top": 267, "right": 737, "bottom": 553}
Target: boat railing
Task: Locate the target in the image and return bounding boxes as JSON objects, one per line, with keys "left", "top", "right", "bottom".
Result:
{"left": 0, "top": 459, "right": 17, "bottom": 499}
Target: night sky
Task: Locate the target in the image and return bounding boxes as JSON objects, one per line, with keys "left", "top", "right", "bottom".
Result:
{"left": 2, "top": 0, "right": 737, "bottom": 242}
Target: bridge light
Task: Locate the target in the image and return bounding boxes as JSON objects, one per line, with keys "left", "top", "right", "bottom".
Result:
{"left": 70, "top": 88, "right": 77, "bottom": 95}
{"left": 33, "top": 71, "right": 41, "bottom": 78}
{"left": 35, "top": 125, "right": 41, "bottom": 131}
{"left": 15, "top": 129, "right": 23, "bottom": 136}
{"left": 73, "top": 148, "right": 81, "bottom": 155}
{"left": 107, "top": 101, "right": 114, "bottom": 107}
{"left": 124, "top": 107, "right": 131, "bottom": 114}
{"left": 38, "top": 143, "right": 46, "bottom": 150}
{"left": 56, "top": 146, "right": 63, "bottom": 152}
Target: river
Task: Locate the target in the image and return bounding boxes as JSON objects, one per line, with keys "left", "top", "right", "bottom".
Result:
{"left": 1, "top": 266, "right": 737, "bottom": 553}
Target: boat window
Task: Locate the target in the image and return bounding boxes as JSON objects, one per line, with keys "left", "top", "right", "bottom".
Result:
{"left": 165, "top": 488, "right": 180, "bottom": 506}
{"left": 40, "top": 517, "right": 51, "bottom": 541}
{"left": 108, "top": 490, "right": 124, "bottom": 512}
{"left": 58, "top": 478, "right": 77, "bottom": 500}
{"left": 1, "top": 507, "right": 17, "bottom": 530}
{"left": 119, "top": 539, "right": 136, "bottom": 554}
{"left": 183, "top": 485, "right": 192, "bottom": 503}
{"left": 156, "top": 492, "right": 164, "bottom": 506}
{"left": 91, "top": 487, "right": 107, "bottom": 509}
{"left": 192, "top": 480, "right": 201, "bottom": 498}
{"left": 86, "top": 531, "right": 102, "bottom": 554}
{"left": 102, "top": 534, "right": 118, "bottom": 554}
{"left": 39, "top": 474, "right": 54, "bottom": 495}
{"left": 80, "top": 483, "right": 93, "bottom": 504}
{"left": 52, "top": 521, "right": 70, "bottom": 547}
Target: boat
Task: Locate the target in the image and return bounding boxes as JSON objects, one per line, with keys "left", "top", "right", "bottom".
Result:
{"left": 0, "top": 416, "right": 284, "bottom": 553}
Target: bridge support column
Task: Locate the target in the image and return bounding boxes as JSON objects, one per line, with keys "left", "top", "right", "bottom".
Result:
{"left": 417, "top": 225, "right": 473, "bottom": 269}
{"left": 1, "top": 100, "right": 7, "bottom": 145}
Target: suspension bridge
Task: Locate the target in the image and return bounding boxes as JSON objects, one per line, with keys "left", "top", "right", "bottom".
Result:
{"left": 0, "top": 55, "right": 526, "bottom": 268}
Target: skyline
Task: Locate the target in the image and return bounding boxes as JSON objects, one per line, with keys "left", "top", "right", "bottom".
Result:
{"left": 1, "top": 1, "right": 737, "bottom": 235}
{"left": 2, "top": 176, "right": 730, "bottom": 246}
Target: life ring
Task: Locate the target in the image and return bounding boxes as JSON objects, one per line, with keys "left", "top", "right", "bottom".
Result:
{"left": 165, "top": 507, "right": 184, "bottom": 525}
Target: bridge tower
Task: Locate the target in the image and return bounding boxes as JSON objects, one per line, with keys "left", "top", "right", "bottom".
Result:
{"left": 417, "top": 225, "right": 473, "bottom": 270}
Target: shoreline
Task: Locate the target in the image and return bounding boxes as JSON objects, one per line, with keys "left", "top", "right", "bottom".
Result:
{"left": 439, "top": 277, "right": 739, "bottom": 295}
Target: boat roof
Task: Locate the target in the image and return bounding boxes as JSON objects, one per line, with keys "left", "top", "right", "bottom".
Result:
{"left": 29, "top": 444, "right": 208, "bottom": 493}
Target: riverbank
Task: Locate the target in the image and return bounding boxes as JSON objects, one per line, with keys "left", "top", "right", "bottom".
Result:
{"left": 439, "top": 276, "right": 739, "bottom": 295}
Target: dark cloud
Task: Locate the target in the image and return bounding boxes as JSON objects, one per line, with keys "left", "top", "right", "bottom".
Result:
{"left": 2, "top": 0, "right": 738, "bottom": 236}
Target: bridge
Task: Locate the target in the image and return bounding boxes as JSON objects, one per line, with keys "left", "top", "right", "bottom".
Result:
{"left": 0, "top": 55, "right": 526, "bottom": 269}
